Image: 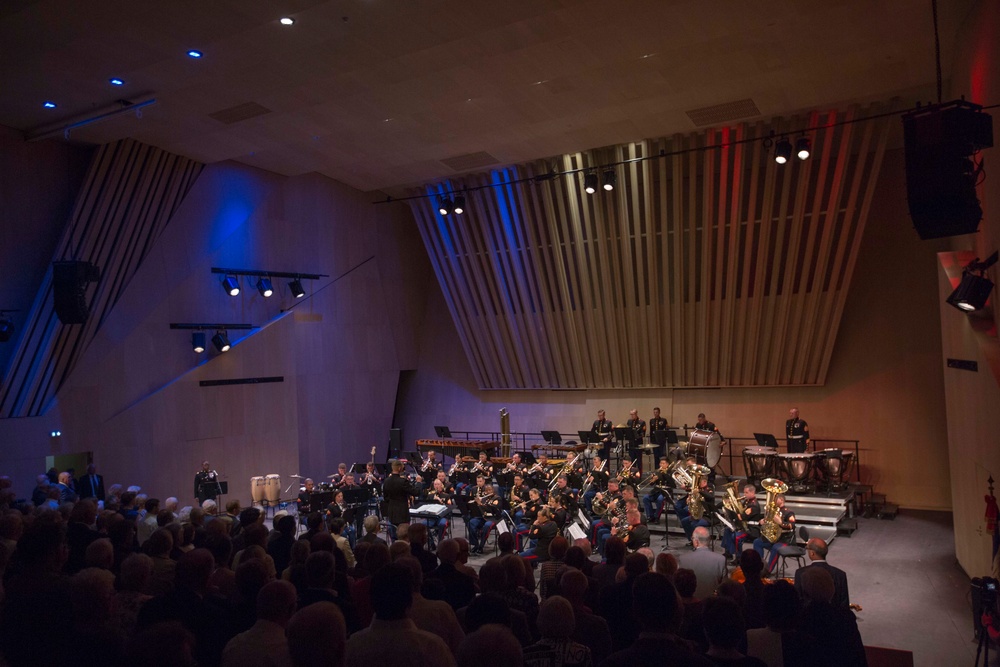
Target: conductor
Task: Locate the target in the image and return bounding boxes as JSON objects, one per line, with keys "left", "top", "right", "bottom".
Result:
{"left": 194, "top": 461, "right": 221, "bottom": 504}
{"left": 382, "top": 459, "right": 414, "bottom": 539}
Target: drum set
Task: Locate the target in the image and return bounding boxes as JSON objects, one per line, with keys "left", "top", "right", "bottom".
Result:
{"left": 742, "top": 447, "right": 854, "bottom": 494}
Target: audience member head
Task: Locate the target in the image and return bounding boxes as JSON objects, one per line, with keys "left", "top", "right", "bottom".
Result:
{"left": 655, "top": 551, "right": 678, "bottom": 578}
{"left": 363, "top": 515, "right": 380, "bottom": 535}
{"left": 456, "top": 624, "right": 522, "bottom": 667}
{"left": 564, "top": 545, "right": 587, "bottom": 571}
{"left": 146, "top": 528, "right": 173, "bottom": 558}
{"left": 201, "top": 499, "right": 218, "bottom": 515}
{"left": 716, "top": 579, "right": 747, "bottom": 608}
{"left": 329, "top": 517, "right": 346, "bottom": 536}
{"left": 762, "top": 580, "right": 800, "bottom": 631}
{"left": 388, "top": 540, "right": 410, "bottom": 561}
{"left": 305, "top": 550, "right": 336, "bottom": 589}
{"left": 289, "top": 539, "right": 310, "bottom": 567}
{"left": 496, "top": 531, "right": 515, "bottom": 554}
{"left": 624, "top": 551, "right": 649, "bottom": 578}
{"left": 305, "top": 512, "right": 324, "bottom": 532}
{"left": 604, "top": 536, "right": 626, "bottom": 565}
{"left": 71, "top": 567, "right": 116, "bottom": 623}
{"left": 798, "top": 565, "right": 835, "bottom": 604}
{"left": 500, "top": 554, "right": 526, "bottom": 590}
{"left": 692, "top": 526, "right": 711, "bottom": 548}
{"left": 70, "top": 499, "right": 98, "bottom": 525}
{"left": 703, "top": 595, "right": 746, "bottom": 651}
{"left": 204, "top": 533, "right": 233, "bottom": 568}
{"left": 188, "top": 507, "right": 205, "bottom": 527}
{"left": 537, "top": 595, "right": 575, "bottom": 639}
{"left": 143, "top": 498, "right": 160, "bottom": 516}
{"left": 456, "top": 537, "right": 472, "bottom": 564}
{"left": 408, "top": 522, "right": 428, "bottom": 547}
{"left": 311, "top": 532, "right": 335, "bottom": 554}
{"left": 436, "top": 538, "right": 459, "bottom": 564}
{"left": 126, "top": 621, "right": 196, "bottom": 667}
{"left": 84, "top": 537, "right": 114, "bottom": 570}
{"left": 14, "top": 521, "right": 66, "bottom": 571}
{"left": 164, "top": 497, "right": 178, "bottom": 514}
{"left": 371, "top": 563, "right": 413, "bottom": 620}
{"left": 739, "top": 549, "right": 765, "bottom": 580}
{"left": 805, "top": 537, "right": 829, "bottom": 561}
{"left": 559, "top": 568, "right": 589, "bottom": 606}
{"left": 175, "top": 548, "right": 214, "bottom": 594}
{"left": 236, "top": 558, "right": 271, "bottom": 604}
{"left": 478, "top": 558, "right": 507, "bottom": 595}
{"left": 286, "top": 602, "right": 346, "bottom": 667}
{"left": 239, "top": 507, "right": 263, "bottom": 528}
{"left": 675, "top": 568, "right": 698, "bottom": 600}
{"left": 396, "top": 555, "right": 424, "bottom": 593}
{"left": 0, "top": 512, "right": 23, "bottom": 542}
{"left": 275, "top": 514, "right": 296, "bottom": 537}
{"left": 395, "top": 522, "right": 409, "bottom": 542}
{"left": 120, "top": 552, "right": 153, "bottom": 593}
{"left": 465, "top": 593, "right": 512, "bottom": 632}
{"left": 256, "top": 579, "right": 298, "bottom": 626}
{"left": 156, "top": 509, "right": 175, "bottom": 528}
{"left": 632, "top": 572, "right": 681, "bottom": 632}
{"left": 244, "top": 524, "right": 268, "bottom": 549}
{"left": 572, "top": 538, "right": 592, "bottom": 558}
{"left": 548, "top": 535, "right": 569, "bottom": 562}
{"left": 120, "top": 491, "right": 136, "bottom": 508}
{"left": 365, "top": 542, "right": 391, "bottom": 576}
{"left": 226, "top": 499, "right": 241, "bottom": 516}
{"left": 637, "top": 547, "right": 654, "bottom": 569}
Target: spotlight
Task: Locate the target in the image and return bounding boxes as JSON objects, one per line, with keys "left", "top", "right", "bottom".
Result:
{"left": 796, "top": 137, "right": 811, "bottom": 160}
{"left": 453, "top": 195, "right": 466, "bottom": 215}
{"left": 212, "top": 331, "right": 231, "bottom": 352}
{"left": 774, "top": 138, "right": 792, "bottom": 164}
{"left": 256, "top": 277, "right": 273, "bottom": 297}
{"left": 0, "top": 317, "right": 14, "bottom": 343}
{"left": 222, "top": 274, "right": 240, "bottom": 296}
{"left": 50, "top": 430, "right": 61, "bottom": 437}
{"left": 192, "top": 332, "right": 206, "bottom": 354}
{"left": 43, "top": 101, "right": 57, "bottom": 109}
{"left": 187, "top": 50, "right": 203, "bottom": 58}
{"left": 289, "top": 279, "right": 306, "bottom": 299}
{"left": 584, "top": 172, "right": 598, "bottom": 194}
{"left": 280, "top": 16, "right": 295, "bottom": 25}
{"left": 109, "top": 78, "right": 125, "bottom": 86}
{"left": 947, "top": 252, "right": 997, "bottom": 312}
{"left": 602, "top": 169, "right": 616, "bottom": 191}
{"left": 438, "top": 197, "right": 453, "bottom": 216}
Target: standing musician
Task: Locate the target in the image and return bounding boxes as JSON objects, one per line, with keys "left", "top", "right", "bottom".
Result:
{"left": 330, "top": 463, "right": 349, "bottom": 488}
{"left": 423, "top": 478, "right": 453, "bottom": 546}
{"left": 468, "top": 475, "right": 500, "bottom": 554}
{"left": 626, "top": 409, "right": 647, "bottom": 467}
{"left": 649, "top": 407, "right": 668, "bottom": 461}
{"left": 753, "top": 494, "right": 796, "bottom": 572}
{"left": 642, "top": 458, "right": 673, "bottom": 521}
{"left": 591, "top": 409, "right": 615, "bottom": 460}
{"left": 722, "top": 484, "right": 763, "bottom": 565}
{"left": 613, "top": 508, "right": 651, "bottom": 551}
{"left": 785, "top": 407, "right": 811, "bottom": 453}
{"left": 194, "top": 461, "right": 222, "bottom": 504}
{"left": 581, "top": 455, "right": 609, "bottom": 512}
{"left": 382, "top": 460, "right": 414, "bottom": 540}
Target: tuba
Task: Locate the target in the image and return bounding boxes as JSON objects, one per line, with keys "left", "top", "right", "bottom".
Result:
{"left": 686, "top": 464, "right": 711, "bottom": 520}
{"left": 721, "top": 480, "right": 749, "bottom": 531}
{"left": 760, "top": 478, "right": 789, "bottom": 543}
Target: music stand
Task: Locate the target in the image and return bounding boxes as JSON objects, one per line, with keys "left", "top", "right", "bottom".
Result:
{"left": 540, "top": 430, "right": 562, "bottom": 445}
{"left": 521, "top": 452, "right": 537, "bottom": 465}
{"left": 753, "top": 433, "right": 780, "bottom": 449}
{"left": 350, "top": 463, "right": 366, "bottom": 474}
{"left": 374, "top": 463, "right": 388, "bottom": 476}
{"left": 342, "top": 488, "right": 365, "bottom": 506}
{"left": 406, "top": 452, "right": 423, "bottom": 467}
{"left": 434, "top": 425, "right": 453, "bottom": 438}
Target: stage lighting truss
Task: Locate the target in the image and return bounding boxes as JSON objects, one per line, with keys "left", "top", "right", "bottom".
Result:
{"left": 211, "top": 268, "right": 326, "bottom": 301}
{"left": 170, "top": 323, "right": 255, "bottom": 354}
{"left": 946, "top": 251, "right": 998, "bottom": 312}
{"left": 438, "top": 193, "right": 467, "bottom": 216}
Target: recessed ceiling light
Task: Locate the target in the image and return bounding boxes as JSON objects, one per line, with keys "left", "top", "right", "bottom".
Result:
{"left": 109, "top": 77, "right": 125, "bottom": 86}
{"left": 187, "top": 50, "right": 203, "bottom": 58}
{"left": 640, "top": 53, "right": 656, "bottom": 59}
{"left": 384, "top": 117, "right": 392, "bottom": 122}
{"left": 532, "top": 80, "right": 548, "bottom": 85}
{"left": 43, "top": 101, "right": 57, "bottom": 108}
{"left": 280, "top": 16, "right": 295, "bottom": 25}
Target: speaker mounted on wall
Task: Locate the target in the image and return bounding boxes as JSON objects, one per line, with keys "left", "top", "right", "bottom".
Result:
{"left": 903, "top": 100, "right": 993, "bottom": 240}
{"left": 52, "top": 261, "right": 100, "bottom": 325}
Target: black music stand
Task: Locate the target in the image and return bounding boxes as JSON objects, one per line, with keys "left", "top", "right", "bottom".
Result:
{"left": 350, "top": 463, "right": 366, "bottom": 474}
{"left": 541, "top": 430, "right": 562, "bottom": 444}
{"left": 374, "top": 463, "right": 387, "bottom": 476}
{"left": 405, "top": 452, "right": 423, "bottom": 468}
{"left": 613, "top": 427, "right": 632, "bottom": 465}
{"left": 521, "top": 452, "right": 537, "bottom": 465}
{"left": 434, "top": 425, "right": 453, "bottom": 438}
{"left": 753, "top": 433, "right": 780, "bottom": 449}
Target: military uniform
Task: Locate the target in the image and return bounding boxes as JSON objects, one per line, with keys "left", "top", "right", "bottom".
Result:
{"left": 591, "top": 418, "right": 614, "bottom": 459}
{"left": 786, "top": 417, "right": 810, "bottom": 453}
{"left": 194, "top": 470, "right": 220, "bottom": 503}
{"left": 649, "top": 416, "right": 668, "bottom": 460}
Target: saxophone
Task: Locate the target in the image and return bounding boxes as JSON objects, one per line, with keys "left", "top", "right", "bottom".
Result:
{"left": 721, "top": 480, "right": 749, "bottom": 531}
{"left": 760, "top": 478, "right": 789, "bottom": 543}
{"left": 686, "top": 464, "right": 711, "bottom": 520}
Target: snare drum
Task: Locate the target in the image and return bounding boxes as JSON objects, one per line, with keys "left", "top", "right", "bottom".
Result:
{"left": 776, "top": 453, "right": 817, "bottom": 493}
{"left": 264, "top": 474, "right": 281, "bottom": 503}
{"left": 742, "top": 447, "right": 777, "bottom": 481}
{"left": 687, "top": 429, "right": 723, "bottom": 468}
{"left": 251, "top": 476, "right": 266, "bottom": 502}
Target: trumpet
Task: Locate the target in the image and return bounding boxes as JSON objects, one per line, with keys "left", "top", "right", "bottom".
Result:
{"left": 527, "top": 462, "right": 545, "bottom": 476}
{"left": 447, "top": 460, "right": 460, "bottom": 475}
{"left": 502, "top": 461, "right": 518, "bottom": 474}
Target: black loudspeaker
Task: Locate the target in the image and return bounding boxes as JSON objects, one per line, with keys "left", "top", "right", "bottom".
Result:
{"left": 52, "top": 261, "right": 100, "bottom": 324}
{"left": 388, "top": 428, "right": 402, "bottom": 459}
{"left": 903, "top": 102, "right": 993, "bottom": 240}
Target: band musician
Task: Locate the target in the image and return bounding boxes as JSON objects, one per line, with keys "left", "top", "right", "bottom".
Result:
{"left": 649, "top": 407, "right": 668, "bottom": 461}
{"left": 297, "top": 478, "right": 317, "bottom": 513}
{"left": 514, "top": 487, "right": 543, "bottom": 552}
{"left": 552, "top": 474, "right": 579, "bottom": 515}
{"left": 325, "top": 490, "right": 357, "bottom": 547}
{"left": 522, "top": 506, "right": 558, "bottom": 562}
{"left": 382, "top": 459, "right": 414, "bottom": 540}
{"left": 468, "top": 475, "right": 500, "bottom": 555}
{"left": 330, "top": 463, "right": 349, "bottom": 488}
{"left": 527, "top": 454, "right": 552, "bottom": 488}
{"left": 614, "top": 508, "right": 651, "bottom": 551}
{"left": 194, "top": 461, "right": 222, "bottom": 504}
{"left": 786, "top": 408, "right": 810, "bottom": 453}
{"left": 641, "top": 458, "right": 672, "bottom": 522}
{"left": 753, "top": 494, "right": 796, "bottom": 572}
{"left": 581, "top": 455, "right": 609, "bottom": 512}
{"left": 423, "top": 478, "right": 453, "bottom": 546}
{"left": 721, "top": 484, "right": 763, "bottom": 565}
{"left": 419, "top": 450, "right": 442, "bottom": 489}
{"left": 695, "top": 412, "right": 716, "bottom": 432}
{"left": 625, "top": 409, "right": 647, "bottom": 467}
{"left": 591, "top": 409, "right": 615, "bottom": 460}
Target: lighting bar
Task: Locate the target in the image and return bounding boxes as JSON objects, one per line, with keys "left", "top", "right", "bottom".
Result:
{"left": 25, "top": 98, "right": 158, "bottom": 142}
{"left": 169, "top": 323, "right": 255, "bottom": 330}
{"left": 210, "top": 267, "right": 327, "bottom": 280}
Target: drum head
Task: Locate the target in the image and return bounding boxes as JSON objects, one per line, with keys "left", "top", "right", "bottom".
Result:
{"left": 689, "top": 429, "right": 723, "bottom": 467}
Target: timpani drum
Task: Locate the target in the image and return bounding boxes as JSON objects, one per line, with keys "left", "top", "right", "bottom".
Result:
{"left": 815, "top": 449, "right": 853, "bottom": 491}
{"left": 251, "top": 476, "right": 266, "bottom": 503}
{"left": 264, "top": 474, "right": 281, "bottom": 503}
{"left": 776, "top": 452, "right": 817, "bottom": 493}
{"left": 686, "top": 429, "right": 723, "bottom": 468}
{"left": 742, "top": 447, "right": 777, "bottom": 483}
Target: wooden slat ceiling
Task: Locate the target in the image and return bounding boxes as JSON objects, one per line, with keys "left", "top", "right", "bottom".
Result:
{"left": 410, "top": 104, "right": 892, "bottom": 389}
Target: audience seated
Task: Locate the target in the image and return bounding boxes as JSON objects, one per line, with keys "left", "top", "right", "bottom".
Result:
{"left": 456, "top": 624, "right": 523, "bottom": 667}
{"left": 408, "top": 522, "right": 440, "bottom": 573}
{"left": 286, "top": 601, "right": 347, "bottom": 667}
{"left": 598, "top": 552, "right": 649, "bottom": 652}
{"left": 522, "top": 595, "right": 592, "bottom": 667}
{"left": 702, "top": 596, "right": 766, "bottom": 666}
{"left": 397, "top": 555, "right": 466, "bottom": 652}
{"left": 559, "top": 568, "right": 612, "bottom": 663}
{"left": 221, "top": 579, "right": 297, "bottom": 667}
{"left": 426, "top": 538, "right": 477, "bottom": 611}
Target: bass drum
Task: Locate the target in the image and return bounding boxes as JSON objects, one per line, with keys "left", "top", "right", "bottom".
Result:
{"left": 686, "top": 429, "right": 723, "bottom": 468}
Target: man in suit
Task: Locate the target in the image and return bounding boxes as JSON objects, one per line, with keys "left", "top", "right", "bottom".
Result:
{"left": 677, "top": 526, "right": 728, "bottom": 600}
{"left": 794, "top": 537, "right": 850, "bottom": 610}
{"left": 77, "top": 464, "right": 105, "bottom": 502}
{"left": 382, "top": 459, "right": 414, "bottom": 539}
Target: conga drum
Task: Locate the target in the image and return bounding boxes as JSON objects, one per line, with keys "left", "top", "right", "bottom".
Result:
{"left": 742, "top": 447, "right": 777, "bottom": 484}
{"left": 686, "top": 429, "right": 723, "bottom": 467}
{"left": 264, "top": 474, "right": 281, "bottom": 503}
{"left": 776, "top": 453, "right": 817, "bottom": 493}
{"left": 251, "top": 476, "right": 266, "bottom": 503}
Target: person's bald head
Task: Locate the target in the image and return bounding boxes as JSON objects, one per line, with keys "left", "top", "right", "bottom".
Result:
{"left": 437, "top": 538, "right": 459, "bottom": 564}
{"left": 256, "top": 579, "right": 298, "bottom": 625}
{"left": 806, "top": 538, "right": 829, "bottom": 561}
{"left": 286, "top": 602, "right": 346, "bottom": 667}
{"left": 692, "top": 526, "right": 711, "bottom": 547}
{"left": 799, "top": 565, "right": 835, "bottom": 604}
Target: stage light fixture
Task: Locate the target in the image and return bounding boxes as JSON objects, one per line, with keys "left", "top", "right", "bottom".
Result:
{"left": 256, "top": 277, "right": 273, "bottom": 297}
{"left": 453, "top": 195, "right": 466, "bottom": 215}
{"left": 774, "top": 138, "right": 792, "bottom": 164}
{"left": 438, "top": 197, "right": 453, "bottom": 216}
{"left": 584, "top": 172, "right": 598, "bottom": 194}
{"left": 187, "top": 50, "right": 203, "bottom": 58}
{"left": 796, "top": 137, "right": 811, "bottom": 160}
{"left": 0, "top": 317, "right": 14, "bottom": 343}
{"left": 289, "top": 279, "right": 306, "bottom": 299}
{"left": 946, "top": 251, "right": 997, "bottom": 312}
{"left": 43, "top": 101, "right": 57, "bottom": 109}
{"left": 602, "top": 169, "right": 616, "bottom": 191}
{"left": 192, "top": 332, "right": 206, "bottom": 353}
{"left": 212, "top": 331, "right": 231, "bottom": 352}
{"left": 280, "top": 16, "right": 295, "bottom": 25}
{"left": 222, "top": 274, "right": 240, "bottom": 296}
{"left": 109, "top": 78, "right": 125, "bottom": 86}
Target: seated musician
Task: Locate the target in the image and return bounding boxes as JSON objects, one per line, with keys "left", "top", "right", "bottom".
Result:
{"left": 581, "top": 456, "right": 609, "bottom": 512}
{"left": 506, "top": 452, "right": 525, "bottom": 475}
{"left": 753, "top": 494, "right": 796, "bottom": 572}
{"left": 616, "top": 459, "right": 642, "bottom": 493}
{"left": 695, "top": 412, "right": 717, "bottom": 432}
{"left": 435, "top": 470, "right": 455, "bottom": 494}
{"left": 552, "top": 475, "right": 579, "bottom": 514}
{"left": 522, "top": 506, "right": 558, "bottom": 562}
{"left": 297, "top": 478, "right": 316, "bottom": 513}
{"left": 325, "top": 490, "right": 357, "bottom": 547}
{"left": 551, "top": 493, "right": 571, "bottom": 534}
{"left": 675, "top": 473, "right": 713, "bottom": 543}
{"left": 590, "top": 478, "right": 622, "bottom": 540}
{"left": 468, "top": 475, "right": 500, "bottom": 554}
{"left": 527, "top": 455, "right": 552, "bottom": 488}
{"left": 591, "top": 409, "right": 615, "bottom": 460}
{"left": 340, "top": 473, "right": 360, "bottom": 493}
{"left": 642, "top": 458, "right": 672, "bottom": 521}
{"left": 471, "top": 450, "right": 494, "bottom": 479}
{"left": 515, "top": 487, "right": 543, "bottom": 551}
{"left": 419, "top": 450, "right": 442, "bottom": 488}
{"left": 450, "top": 456, "right": 475, "bottom": 495}
{"left": 423, "top": 478, "right": 453, "bottom": 546}
{"left": 614, "top": 508, "right": 651, "bottom": 551}
{"left": 331, "top": 463, "right": 349, "bottom": 487}
{"left": 722, "top": 484, "right": 762, "bottom": 565}
{"left": 508, "top": 474, "right": 529, "bottom": 523}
